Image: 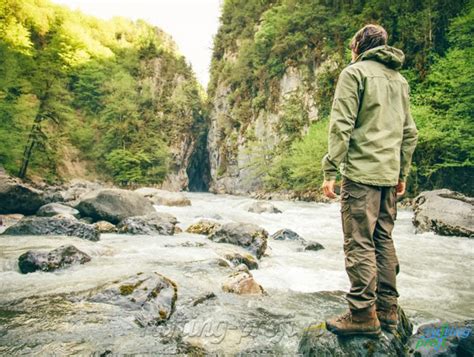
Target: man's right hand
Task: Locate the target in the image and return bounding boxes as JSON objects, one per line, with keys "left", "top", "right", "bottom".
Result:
{"left": 396, "top": 180, "right": 406, "bottom": 197}
{"left": 322, "top": 179, "right": 337, "bottom": 199}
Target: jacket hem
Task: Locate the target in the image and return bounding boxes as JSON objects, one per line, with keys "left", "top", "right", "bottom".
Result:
{"left": 342, "top": 174, "right": 398, "bottom": 187}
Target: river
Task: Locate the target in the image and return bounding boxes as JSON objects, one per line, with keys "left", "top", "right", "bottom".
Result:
{"left": 0, "top": 192, "right": 473, "bottom": 355}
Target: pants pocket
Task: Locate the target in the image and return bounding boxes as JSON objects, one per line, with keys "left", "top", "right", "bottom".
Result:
{"left": 341, "top": 188, "right": 367, "bottom": 217}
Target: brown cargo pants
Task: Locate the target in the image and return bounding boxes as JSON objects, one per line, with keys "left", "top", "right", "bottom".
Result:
{"left": 340, "top": 177, "right": 400, "bottom": 311}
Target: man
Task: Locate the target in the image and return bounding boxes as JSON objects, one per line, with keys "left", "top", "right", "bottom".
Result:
{"left": 321, "top": 24, "right": 418, "bottom": 336}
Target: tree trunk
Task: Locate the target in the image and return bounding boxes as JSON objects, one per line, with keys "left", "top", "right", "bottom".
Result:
{"left": 18, "top": 116, "right": 41, "bottom": 179}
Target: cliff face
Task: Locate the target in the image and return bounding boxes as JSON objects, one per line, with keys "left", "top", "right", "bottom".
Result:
{"left": 140, "top": 57, "right": 208, "bottom": 192}
{"left": 206, "top": 0, "right": 341, "bottom": 195}
{"left": 207, "top": 65, "right": 327, "bottom": 194}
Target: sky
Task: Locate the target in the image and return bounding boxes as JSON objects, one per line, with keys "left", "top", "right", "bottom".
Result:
{"left": 52, "top": 0, "right": 222, "bottom": 87}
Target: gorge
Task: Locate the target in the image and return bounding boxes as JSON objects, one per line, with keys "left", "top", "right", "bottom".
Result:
{"left": 0, "top": 0, "right": 473, "bottom": 355}
{"left": 1, "top": 0, "right": 473, "bottom": 198}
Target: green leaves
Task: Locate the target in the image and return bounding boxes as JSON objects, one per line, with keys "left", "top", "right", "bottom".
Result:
{"left": 0, "top": 0, "right": 203, "bottom": 185}
{"left": 106, "top": 147, "right": 169, "bottom": 186}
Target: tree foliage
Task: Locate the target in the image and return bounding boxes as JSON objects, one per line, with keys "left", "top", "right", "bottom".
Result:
{"left": 0, "top": 0, "right": 204, "bottom": 185}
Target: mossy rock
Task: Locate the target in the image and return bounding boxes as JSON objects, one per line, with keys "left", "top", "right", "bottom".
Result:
{"left": 298, "top": 306, "right": 413, "bottom": 356}
{"left": 186, "top": 219, "right": 221, "bottom": 235}
{"left": 88, "top": 272, "right": 178, "bottom": 326}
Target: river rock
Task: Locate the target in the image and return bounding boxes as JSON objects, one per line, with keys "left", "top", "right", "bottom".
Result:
{"left": 18, "top": 245, "right": 91, "bottom": 273}
{"left": 191, "top": 292, "right": 217, "bottom": 306}
{"left": 271, "top": 228, "right": 306, "bottom": 242}
{"left": 247, "top": 201, "right": 282, "bottom": 214}
{"left": 413, "top": 189, "right": 474, "bottom": 237}
{"left": 117, "top": 212, "right": 178, "bottom": 235}
{"left": 235, "top": 263, "right": 250, "bottom": 273}
{"left": 223, "top": 252, "right": 259, "bottom": 270}
{"left": 222, "top": 271, "right": 264, "bottom": 295}
{"left": 87, "top": 272, "right": 177, "bottom": 326}
{"left": 406, "top": 320, "right": 473, "bottom": 356}
{"left": 42, "top": 188, "right": 65, "bottom": 204}
{"left": 0, "top": 174, "right": 46, "bottom": 215}
{"left": 298, "top": 306, "right": 413, "bottom": 356}
{"left": 94, "top": 220, "right": 117, "bottom": 233}
{"left": 2, "top": 216, "right": 100, "bottom": 241}
{"left": 0, "top": 214, "right": 24, "bottom": 233}
{"left": 208, "top": 222, "right": 268, "bottom": 259}
{"left": 53, "top": 213, "right": 78, "bottom": 220}
{"left": 75, "top": 189, "right": 155, "bottom": 224}
{"left": 304, "top": 242, "right": 325, "bottom": 252}
{"left": 186, "top": 219, "right": 221, "bottom": 235}
{"left": 61, "top": 179, "right": 104, "bottom": 203}
{"left": 36, "top": 203, "right": 81, "bottom": 218}
{"left": 135, "top": 188, "right": 191, "bottom": 206}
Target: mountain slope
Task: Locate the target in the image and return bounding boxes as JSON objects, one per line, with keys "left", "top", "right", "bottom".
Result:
{"left": 0, "top": 0, "right": 209, "bottom": 190}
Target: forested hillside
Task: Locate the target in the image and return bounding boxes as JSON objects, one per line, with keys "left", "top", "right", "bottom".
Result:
{"left": 1, "top": 0, "right": 472, "bottom": 197}
{"left": 207, "top": 0, "right": 473, "bottom": 196}
{"left": 0, "top": 0, "right": 208, "bottom": 190}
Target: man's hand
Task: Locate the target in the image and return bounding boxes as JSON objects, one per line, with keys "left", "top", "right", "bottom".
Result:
{"left": 322, "top": 179, "right": 337, "bottom": 199}
{"left": 396, "top": 180, "right": 406, "bottom": 197}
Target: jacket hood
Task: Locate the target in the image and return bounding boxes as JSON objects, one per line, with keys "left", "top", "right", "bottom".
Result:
{"left": 355, "top": 45, "right": 405, "bottom": 70}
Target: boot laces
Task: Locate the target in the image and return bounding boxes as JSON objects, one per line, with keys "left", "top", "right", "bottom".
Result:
{"left": 336, "top": 311, "right": 352, "bottom": 322}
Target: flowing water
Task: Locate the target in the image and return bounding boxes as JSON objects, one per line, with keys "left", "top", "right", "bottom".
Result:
{"left": 0, "top": 193, "right": 473, "bottom": 355}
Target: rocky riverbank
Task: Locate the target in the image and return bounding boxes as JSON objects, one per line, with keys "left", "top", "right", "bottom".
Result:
{"left": 0, "top": 172, "right": 473, "bottom": 355}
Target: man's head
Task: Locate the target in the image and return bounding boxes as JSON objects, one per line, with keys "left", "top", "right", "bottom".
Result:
{"left": 350, "top": 24, "right": 388, "bottom": 60}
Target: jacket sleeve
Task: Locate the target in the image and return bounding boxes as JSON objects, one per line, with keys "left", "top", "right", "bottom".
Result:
{"left": 322, "top": 67, "right": 362, "bottom": 181}
{"left": 399, "top": 90, "right": 418, "bottom": 181}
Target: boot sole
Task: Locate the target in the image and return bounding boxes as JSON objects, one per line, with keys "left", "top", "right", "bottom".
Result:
{"left": 326, "top": 324, "right": 382, "bottom": 337}
{"left": 380, "top": 322, "right": 398, "bottom": 331}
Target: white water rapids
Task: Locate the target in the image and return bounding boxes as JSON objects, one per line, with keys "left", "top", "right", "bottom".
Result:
{"left": 0, "top": 192, "right": 472, "bottom": 355}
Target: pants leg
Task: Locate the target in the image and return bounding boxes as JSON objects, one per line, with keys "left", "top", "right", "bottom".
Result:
{"left": 374, "top": 186, "right": 400, "bottom": 309}
{"left": 340, "top": 178, "right": 380, "bottom": 311}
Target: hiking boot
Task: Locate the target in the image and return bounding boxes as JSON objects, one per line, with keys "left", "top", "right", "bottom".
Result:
{"left": 377, "top": 305, "right": 398, "bottom": 330}
{"left": 326, "top": 305, "right": 381, "bottom": 336}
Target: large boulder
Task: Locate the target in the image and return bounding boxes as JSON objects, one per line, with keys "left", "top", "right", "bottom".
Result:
{"left": 18, "top": 245, "right": 91, "bottom": 274}
{"left": 298, "top": 306, "right": 413, "bottom": 356}
{"left": 135, "top": 188, "right": 191, "bottom": 206}
{"left": 186, "top": 219, "right": 221, "bottom": 235}
{"left": 413, "top": 190, "right": 473, "bottom": 237}
{"left": 75, "top": 189, "right": 155, "bottom": 224}
{"left": 247, "top": 201, "right": 282, "bottom": 214}
{"left": 36, "top": 203, "right": 81, "bottom": 218}
{"left": 222, "top": 270, "right": 264, "bottom": 295}
{"left": 117, "top": 213, "right": 178, "bottom": 235}
{"left": 0, "top": 174, "right": 45, "bottom": 215}
{"left": 2, "top": 216, "right": 100, "bottom": 241}
{"left": 87, "top": 272, "right": 177, "bottom": 326}
{"left": 208, "top": 222, "right": 268, "bottom": 259}
{"left": 406, "top": 320, "right": 473, "bottom": 356}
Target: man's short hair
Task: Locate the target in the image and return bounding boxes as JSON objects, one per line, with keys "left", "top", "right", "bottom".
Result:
{"left": 350, "top": 24, "right": 388, "bottom": 55}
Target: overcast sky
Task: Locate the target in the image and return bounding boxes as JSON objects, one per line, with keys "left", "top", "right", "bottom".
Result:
{"left": 52, "top": 0, "right": 222, "bottom": 87}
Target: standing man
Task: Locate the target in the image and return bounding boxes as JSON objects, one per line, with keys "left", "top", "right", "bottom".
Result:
{"left": 322, "top": 24, "right": 418, "bottom": 336}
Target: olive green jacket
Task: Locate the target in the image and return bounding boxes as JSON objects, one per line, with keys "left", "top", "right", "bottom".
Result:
{"left": 322, "top": 45, "right": 418, "bottom": 186}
